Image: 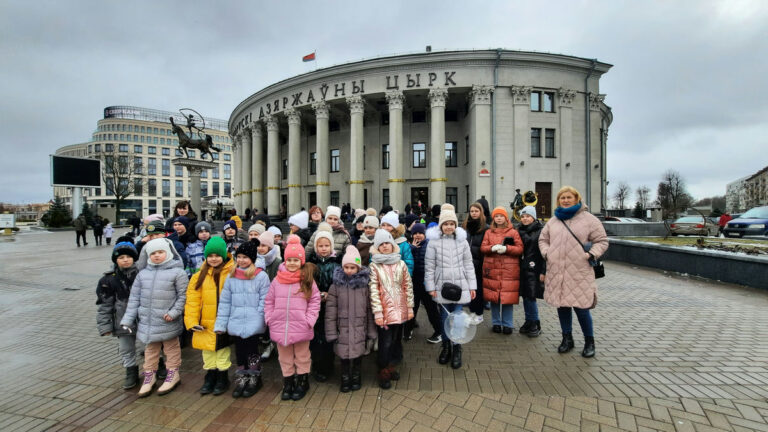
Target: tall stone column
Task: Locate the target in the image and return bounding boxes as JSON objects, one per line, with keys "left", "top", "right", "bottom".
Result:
{"left": 468, "top": 85, "right": 494, "bottom": 204}
{"left": 241, "top": 125, "right": 253, "bottom": 212}
{"left": 284, "top": 108, "right": 302, "bottom": 215}
{"left": 558, "top": 88, "right": 576, "bottom": 187}
{"left": 313, "top": 101, "right": 330, "bottom": 209}
{"left": 386, "top": 90, "right": 405, "bottom": 211}
{"left": 266, "top": 115, "right": 280, "bottom": 216}
{"left": 233, "top": 133, "right": 242, "bottom": 212}
{"left": 428, "top": 88, "right": 448, "bottom": 205}
{"left": 588, "top": 92, "right": 606, "bottom": 211}
{"left": 347, "top": 95, "right": 365, "bottom": 208}
{"left": 250, "top": 121, "right": 264, "bottom": 212}
{"left": 511, "top": 86, "right": 531, "bottom": 195}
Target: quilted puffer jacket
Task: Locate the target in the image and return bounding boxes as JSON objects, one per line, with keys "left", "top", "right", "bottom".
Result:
{"left": 369, "top": 257, "right": 414, "bottom": 325}
{"left": 480, "top": 225, "right": 523, "bottom": 305}
{"left": 96, "top": 266, "right": 137, "bottom": 337}
{"left": 264, "top": 264, "right": 321, "bottom": 346}
{"left": 184, "top": 255, "right": 235, "bottom": 350}
{"left": 305, "top": 225, "right": 351, "bottom": 258}
{"left": 518, "top": 221, "right": 546, "bottom": 300}
{"left": 325, "top": 267, "right": 377, "bottom": 359}
{"left": 539, "top": 205, "right": 608, "bottom": 309}
{"left": 214, "top": 268, "right": 271, "bottom": 338}
{"left": 185, "top": 239, "right": 206, "bottom": 275}
{"left": 120, "top": 244, "right": 188, "bottom": 344}
{"left": 424, "top": 227, "right": 477, "bottom": 304}
{"left": 308, "top": 253, "right": 340, "bottom": 293}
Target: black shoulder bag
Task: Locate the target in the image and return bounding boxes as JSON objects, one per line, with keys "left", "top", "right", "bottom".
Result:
{"left": 560, "top": 220, "right": 605, "bottom": 279}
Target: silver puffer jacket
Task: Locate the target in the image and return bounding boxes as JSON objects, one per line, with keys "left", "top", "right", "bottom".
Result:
{"left": 369, "top": 259, "right": 414, "bottom": 325}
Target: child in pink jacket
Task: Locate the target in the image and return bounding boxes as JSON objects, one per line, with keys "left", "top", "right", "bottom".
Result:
{"left": 264, "top": 235, "right": 321, "bottom": 402}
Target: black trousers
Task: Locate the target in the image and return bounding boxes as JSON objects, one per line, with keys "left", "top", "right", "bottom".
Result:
{"left": 411, "top": 282, "right": 441, "bottom": 333}
{"left": 468, "top": 270, "right": 485, "bottom": 316}
{"left": 310, "top": 303, "right": 335, "bottom": 375}
{"left": 76, "top": 230, "right": 87, "bottom": 246}
{"left": 233, "top": 335, "right": 262, "bottom": 370}
{"left": 340, "top": 356, "right": 362, "bottom": 370}
{"left": 377, "top": 324, "right": 403, "bottom": 369}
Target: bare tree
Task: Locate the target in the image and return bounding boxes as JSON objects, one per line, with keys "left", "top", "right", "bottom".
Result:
{"left": 613, "top": 181, "right": 631, "bottom": 209}
{"left": 636, "top": 185, "right": 651, "bottom": 209}
{"left": 656, "top": 170, "right": 693, "bottom": 219}
{"left": 99, "top": 151, "right": 143, "bottom": 223}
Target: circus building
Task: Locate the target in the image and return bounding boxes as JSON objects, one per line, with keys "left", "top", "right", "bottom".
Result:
{"left": 229, "top": 49, "right": 613, "bottom": 218}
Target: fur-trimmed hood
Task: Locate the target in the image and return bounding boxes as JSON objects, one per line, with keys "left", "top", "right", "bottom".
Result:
{"left": 331, "top": 266, "right": 370, "bottom": 288}
{"left": 426, "top": 226, "right": 468, "bottom": 242}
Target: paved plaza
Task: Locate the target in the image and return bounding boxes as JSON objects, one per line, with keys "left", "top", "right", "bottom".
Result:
{"left": 0, "top": 229, "right": 767, "bottom": 432}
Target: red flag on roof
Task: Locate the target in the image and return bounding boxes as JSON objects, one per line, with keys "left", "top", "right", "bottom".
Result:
{"left": 302, "top": 52, "right": 316, "bottom": 62}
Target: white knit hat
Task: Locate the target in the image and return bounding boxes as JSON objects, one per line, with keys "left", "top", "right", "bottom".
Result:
{"left": 267, "top": 226, "right": 282, "bottom": 237}
{"left": 520, "top": 206, "right": 537, "bottom": 219}
{"left": 380, "top": 211, "right": 399, "bottom": 228}
{"left": 314, "top": 222, "right": 335, "bottom": 252}
{"left": 438, "top": 203, "right": 458, "bottom": 228}
{"left": 372, "top": 228, "right": 398, "bottom": 253}
{"left": 366, "top": 207, "right": 377, "bottom": 216}
{"left": 354, "top": 208, "right": 365, "bottom": 219}
{"left": 248, "top": 223, "right": 266, "bottom": 235}
{"left": 363, "top": 215, "right": 379, "bottom": 229}
{"left": 288, "top": 210, "right": 309, "bottom": 230}
{"left": 144, "top": 238, "right": 174, "bottom": 265}
{"left": 326, "top": 206, "right": 341, "bottom": 220}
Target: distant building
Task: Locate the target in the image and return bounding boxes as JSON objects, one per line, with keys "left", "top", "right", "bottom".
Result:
{"left": 1, "top": 202, "right": 51, "bottom": 222}
{"left": 54, "top": 106, "right": 234, "bottom": 219}
{"left": 727, "top": 166, "right": 768, "bottom": 213}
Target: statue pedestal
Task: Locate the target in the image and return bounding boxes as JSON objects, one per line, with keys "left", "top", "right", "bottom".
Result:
{"left": 172, "top": 158, "right": 218, "bottom": 216}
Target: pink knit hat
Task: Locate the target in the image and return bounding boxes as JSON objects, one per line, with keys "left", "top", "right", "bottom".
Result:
{"left": 341, "top": 245, "right": 363, "bottom": 268}
{"left": 257, "top": 231, "right": 274, "bottom": 249}
{"left": 283, "top": 235, "right": 305, "bottom": 265}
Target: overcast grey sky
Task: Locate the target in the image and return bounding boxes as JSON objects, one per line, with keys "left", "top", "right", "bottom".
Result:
{"left": 1, "top": 0, "right": 766, "bottom": 205}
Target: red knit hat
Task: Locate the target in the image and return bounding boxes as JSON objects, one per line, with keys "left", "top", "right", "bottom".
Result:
{"left": 491, "top": 206, "right": 509, "bottom": 221}
{"left": 283, "top": 234, "right": 305, "bottom": 265}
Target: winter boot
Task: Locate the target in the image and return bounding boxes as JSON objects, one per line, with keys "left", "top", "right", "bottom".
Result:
{"left": 199, "top": 369, "right": 217, "bottom": 395}
{"left": 241, "top": 373, "right": 262, "bottom": 398}
{"left": 231, "top": 370, "right": 248, "bottom": 398}
{"left": 156, "top": 357, "right": 167, "bottom": 381}
{"left": 451, "top": 344, "right": 462, "bottom": 369}
{"left": 387, "top": 365, "right": 400, "bottom": 381}
{"left": 582, "top": 336, "right": 596, "bottom": 358}
{"left": 156, "top": 368, "right": 180, "bottom": 396}
{"left": 340, "top": 363, "right": 351, "bottom": 393}
{"left": 212, "top": 370, "right": 229, "bottom": 395}
{"left": 558, "top": 333, "right": 575, "bottom": 353}
{"left": 350, "top": 363, "right": 362, "bottom": 391}
{"left": 137, "top": 370, "right": 156, "bottom": 398}
{"left": 377, "top": 368, "right": 391, "bottom": 389}
{"left": 291, "top": 373, "right": 310, "bottom": 401}
{"left": 438, "top": 340, "right": 452, "bottom": 365}
{"left": 281, "top": 375, "right": 295, "bottom": 401}
{"left": 527, "top": 321, "right": 541, "bottom": 338}
{"left": 518, "top": 320, "right": 533, "bottom": 334}
{"left": 123, "top": 366, "right": 139, "bottom": 390}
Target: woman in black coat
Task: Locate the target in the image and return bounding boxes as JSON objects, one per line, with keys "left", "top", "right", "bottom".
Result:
{"left": 463, "top": 202, "right": 488, "bottom": 319}
{"left": 517, "top": 206, "right": 545, "bottom": 337}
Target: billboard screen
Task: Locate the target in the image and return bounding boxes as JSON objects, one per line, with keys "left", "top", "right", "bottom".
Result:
{"left": 50, "top": 155, "right": 101, "bottom": 187}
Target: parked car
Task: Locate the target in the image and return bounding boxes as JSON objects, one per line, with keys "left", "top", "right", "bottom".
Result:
{"left": 605, "top": 216, "right": 646, "bottom": 222}
{"left": 723, "top": 206, "right": 768, "bottom": 238}
{"left": 669, "top": 216, "right": 718, "bottom": 236}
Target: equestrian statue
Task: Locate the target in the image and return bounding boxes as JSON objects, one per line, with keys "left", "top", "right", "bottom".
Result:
{"left": 169, "top": 109, "right": 221, "bottom": 160}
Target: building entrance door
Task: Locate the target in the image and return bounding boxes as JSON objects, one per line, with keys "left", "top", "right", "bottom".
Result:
{"left": 364, "top": 189, "right": 368, "bottom": 209}
{"left": 411, "top": 187, "right": 428, "bottom": 211}
{"left": 535, "top": 182, "right": 552, "bottom": 219}
{"left": 308, "top": 192, "right": 317, "bottom": 207}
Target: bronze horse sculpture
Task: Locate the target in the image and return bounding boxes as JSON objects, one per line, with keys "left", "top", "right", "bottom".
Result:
{"left": 169, "top": 116, "right": 221, "bottom": 160}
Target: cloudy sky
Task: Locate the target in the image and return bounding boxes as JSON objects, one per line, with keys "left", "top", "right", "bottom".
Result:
{"left": 1, "top": 0, "right": 766, "bottom": 205}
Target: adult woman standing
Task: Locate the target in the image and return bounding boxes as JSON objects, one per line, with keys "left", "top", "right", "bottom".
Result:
{"left": 165, "top": 200, "right": 198, "bottom": 234}
{"left": 462, "top": 202, "right": 488, "bottom": 322}
{"left": 539, "top": 186, "right": 608, "bottom": 358}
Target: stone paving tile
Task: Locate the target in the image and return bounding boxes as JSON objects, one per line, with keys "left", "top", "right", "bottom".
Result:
{"left": 1, "top": 231, "right": 768, "bottom": 431}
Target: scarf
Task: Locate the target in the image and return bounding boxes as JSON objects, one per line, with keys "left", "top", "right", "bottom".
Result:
{"left": 357, "top": 234, "right": 374, "bottom": 244}
{"left": 466, "top": 218, "right": 483, "bottom": 235}
{"left": 276, "top": 263, "right": 302, "bottom": 284}
{"left": 371, "top": 252, "right": 402, "bottom": 265}
{"left": 554, "top": 203, "right": 582, "bottom": 220}
{"left": 259, "top": 244, "right": 280, "bottom": 266}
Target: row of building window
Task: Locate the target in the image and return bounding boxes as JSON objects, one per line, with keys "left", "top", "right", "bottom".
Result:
{"left": 92, "top": 134, "right": 234, "bottom": 152}
{"left": 97, "top": 180, "right": 231, "bottom": 198}
{"left": 530, "top": 91, "right": 556, "bottom": 113}
{"left": 88, "top": 144, "right": 232, "bottom": 161}
{"left": 98, "top": 123, "right": 231, "bottom": 143}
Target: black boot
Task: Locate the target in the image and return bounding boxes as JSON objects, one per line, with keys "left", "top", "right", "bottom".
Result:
{"left": 156, "top": 357, "right": 167, "bottom": 381}
{"left": 212, "top": 370, "right": 229, "bottom": 395}
{"left": 388, "top": 365, "right": 400, "bottom": 381}
{"left": 291, "top": 373, "right": 309, "bottom": 401}
{"left": 340, "top": 364, "right": 351, "bottom": 393}
{"left": 281, "top": 375, "right": 294, "bottom": 401}
{"left": 350, "top": 363, "right": 362, "bottom": 391}
{"left": 451, "top": 344, "right": 462, "bottom": 369}
{"left": 123, "top": 366, "right": 139, "bottom": 389}
{"left": 231, "top": 371, "right": 248, "bottom": 398}
{"left": 438, "top": 340, "right": 452, "bottom": 365}
{"left": 199, "top": 369, "right": 217, "bottom": 395}
{"left": 527, "top": 321, "right": 541, "bottom": 338}
{"left": 378, "top": 368, "right": 391, "bottom": 389}
{"left": 519, "top": 320, "right": 533, "bottom": 334}
{"left": 558, "top": 333, "right": 575, "bottom": 353}
{"left": 241, "top": 373, "right": 262, "bottom": 398}
{"left": 582, "top": 336, "right": 595, "bottom": 358}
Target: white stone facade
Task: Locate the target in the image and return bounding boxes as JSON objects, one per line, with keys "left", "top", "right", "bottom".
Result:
{"left": 229, "top": 50, "right": 612, "bottom": 217}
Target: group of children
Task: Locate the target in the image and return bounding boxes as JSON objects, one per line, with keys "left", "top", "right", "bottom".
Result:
{"left": 97, "top": 202, "right": 547, "bottom": 399}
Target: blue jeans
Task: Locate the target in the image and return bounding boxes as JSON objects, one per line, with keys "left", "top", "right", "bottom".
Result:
{"left": 523, "top": 298, "right": 539, "bottom": 321}
{"left": 439, "top": 303, "right": 464, "bottom": 343}
{"left": 557, "top": 307, "right": 593, "bottom": 337}
{"left": 490, "top": 303, "right": 514, "bottom": 327}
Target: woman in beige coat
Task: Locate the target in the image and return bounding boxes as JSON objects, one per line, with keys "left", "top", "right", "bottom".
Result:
{"left": 539, "top": 186, "right": 608, "bottom": 358}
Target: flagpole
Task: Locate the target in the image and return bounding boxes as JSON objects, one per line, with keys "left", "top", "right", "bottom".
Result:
{"left": 314, "top": 48, "right": 318, "bottom": 70}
